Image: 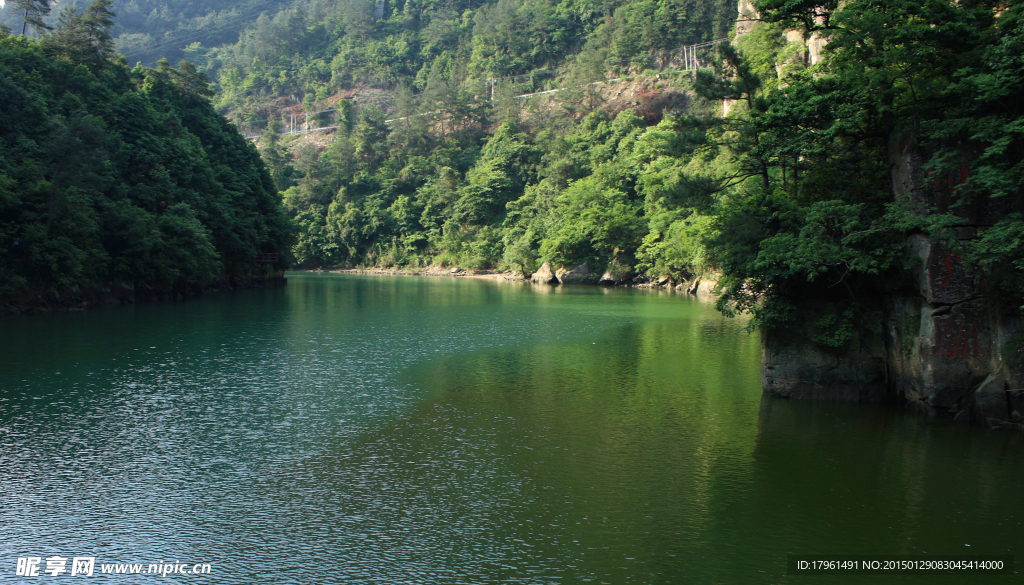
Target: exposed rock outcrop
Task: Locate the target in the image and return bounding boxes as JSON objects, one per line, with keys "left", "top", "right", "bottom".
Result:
{"left": 729, "top": 2, "right": 829, "bottom": 117}
{"left": 885, "top": 293, "right": 1024, "bottom": 428}
{"left": 599, "top": 253, "right": 636, "bottom": 285}
{"left": 765, "top": 254, "right": 1024, "bottom": 429}
{"left": 762, "top": 302, "right": 889, "bottom": 402}
{"left": 678, "top": 273, "right": 720, "bottom": 296}
{"left": 556, "top": 262, "right": 597, "bottom": 285}
{"left": 762, "top": 129, "right": 1024, "bottom": 431}
{"left": 530, "top": 262, "right": 559, "bottom": 284}
{"left": 695, "top": 274, "right": 719, "bottom": 296}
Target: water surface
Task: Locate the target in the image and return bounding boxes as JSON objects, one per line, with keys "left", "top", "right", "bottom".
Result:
{"left": 1, "top": 273, "right": 1022, "bottom": 583}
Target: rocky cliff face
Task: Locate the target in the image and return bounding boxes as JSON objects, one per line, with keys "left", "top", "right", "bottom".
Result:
{"left": 726, "top": 1, "right": 829, "bottom": 116}
{"left": 885, "top": 295, "right": 1024, "bottom": 424}
{"left": 888, "top": 132, "right": 1023, "bottom": 429}
{"left": 763, "top": 133, "right": 1024, "bottom": 431}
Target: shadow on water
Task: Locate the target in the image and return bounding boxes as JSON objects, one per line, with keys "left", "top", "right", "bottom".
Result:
{"left": 282, "top": 309, "right": 1024, "bottom": 583}
{"left": 743, "top": 396, "right": 1024, "bottom": 583}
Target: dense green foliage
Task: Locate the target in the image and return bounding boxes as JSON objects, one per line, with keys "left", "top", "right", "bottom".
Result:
{"left": 270, "top": 0, "right": 1024, "bottom": 333}
{"left": 272, "top": 80, "right": 731, "bottom": 273}
{"left": 202, "top": 0, "right": 735, "bottom": 123}
{"left": 0, "top": 1, "right": 292, "bottom": 298}
{"left": 6, "top": 0, "right": 1022, "bottom": 328}
{"left": 5, "top": 0, "right": 735, "bottom": 100}
{"left": 702, "top": 0, "right": 1024, "bottom": 325}
{"left": 2, "top": 0, "right": 293, "bottom": 66}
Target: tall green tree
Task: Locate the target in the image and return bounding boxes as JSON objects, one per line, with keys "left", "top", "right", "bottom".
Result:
{"left": 11, "top": 0, "right": 51, "bottom": 37}
{"left": 43, "top": 0, "right": 117, "bottom": 66}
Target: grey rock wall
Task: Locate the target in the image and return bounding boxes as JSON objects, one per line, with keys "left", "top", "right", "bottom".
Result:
{"left": 763, "top": 233, "right": 1023, "bottom": 431}
{"left": 886, "top": 292, "right": 1023, "bottom": 429}
{"left": 599, "top": 252, "right": 636, "bottom": 285}
{"left": 764, "top": 129, "right": 1024, "bottom": 431}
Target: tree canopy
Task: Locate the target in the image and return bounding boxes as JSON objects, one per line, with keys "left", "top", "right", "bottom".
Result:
{"left": 0, "top": 1, "right": 292, "bottom": 300}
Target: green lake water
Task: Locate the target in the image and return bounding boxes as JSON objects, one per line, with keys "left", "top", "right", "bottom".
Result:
{"left": 1, "top": 273, "right": 1022, "bottom": 583}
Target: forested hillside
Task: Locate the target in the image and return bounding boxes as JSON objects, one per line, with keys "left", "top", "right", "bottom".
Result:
{"left": 0, "top": 0, "right": 292, "bottom": 308}
{"left": 180, "top": 0, "right": 738, "bottom": 276}
{"left": 4, "top": 0, "right": 1022, "bottom": 328}
{"left": 1, "top": 0, "right": 292, "bottom": 66}
{"left": 203, "top": 0, "right": 734, "bottom": 114}
{"left": 240, "top": 0, "right": 1024, "bottom": 328}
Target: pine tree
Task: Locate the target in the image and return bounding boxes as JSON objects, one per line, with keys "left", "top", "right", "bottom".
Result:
{"left": 11, "top": 0, "right": 51, "bottom": 37}
{"left": 43, "top": 0, "right": 116, "bottom": 66}
{"left": 82, "top": 0, "right": 116, "bottom": 56}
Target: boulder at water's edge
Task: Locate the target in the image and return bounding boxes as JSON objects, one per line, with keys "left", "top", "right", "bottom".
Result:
{"left": 556, "top": 262, "right": 597, "bottom": 285}
{"left": 599, "top": 253, "right": 636, "bottom": 285}
{"left": 531, "top": 262, "right": 558, "bottom": 284}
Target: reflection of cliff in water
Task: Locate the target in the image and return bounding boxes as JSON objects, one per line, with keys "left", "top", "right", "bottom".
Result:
{"left": 751, "top": 395, "right": 1024, "bottom": 564}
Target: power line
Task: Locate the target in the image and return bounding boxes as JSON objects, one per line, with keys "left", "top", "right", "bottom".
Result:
{"left": 124, "top": 15, "right": 261, "bottom": 60}
{"left": 234, "top": 93, "right": 425, "bottom": 128}
{"left": 123, "top": 0, "right": 288, "bottom": 61}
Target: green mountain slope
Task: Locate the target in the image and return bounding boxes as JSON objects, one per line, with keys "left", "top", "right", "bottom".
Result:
{"left": 202, "top": 0, "right": 735, "bottom": 116}
{"left": 240, "top": 0, "right": 1024, "bottom": 321}
{"left": 6, "top": 0, "right": 1022, "bottom": 329}
{"left": 195, "top": 0, "right": 735, "bottom": 274}
{"left": 0, "top": 4, "right": 292, "bottom": 309}
{"left": 1, "top": 0, "right": 294, "bottom": 66}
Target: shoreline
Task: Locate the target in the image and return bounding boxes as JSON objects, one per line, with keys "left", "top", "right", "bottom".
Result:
{"left": 297, "top": 266, "right": 721, "bottom": 295}
{"left": 303, "top": 266, "right": 523, "bottom": 282}
{"left": 3, "top": 265, "right": 715, "bottom": 316}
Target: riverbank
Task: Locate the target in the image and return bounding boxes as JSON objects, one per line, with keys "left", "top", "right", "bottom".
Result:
{"left": 319, "top": 266, "right": 520, "bottom": 282}
{"left": 309, "top": 265, "right": 722, "bottom": 295}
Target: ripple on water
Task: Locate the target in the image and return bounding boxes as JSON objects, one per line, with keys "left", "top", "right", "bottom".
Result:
{"left": 1, "top": 274, "right": 1022, "bottom": 584}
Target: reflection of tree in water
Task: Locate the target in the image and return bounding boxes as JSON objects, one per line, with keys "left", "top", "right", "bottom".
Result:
{"left": 752, "top": 396, "right": 1024, "bottom": 569}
